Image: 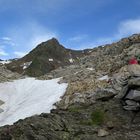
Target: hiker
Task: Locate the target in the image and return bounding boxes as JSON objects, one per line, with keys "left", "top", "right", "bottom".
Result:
{"left": 129, "top": 57, "right": 138, "bottom": 65}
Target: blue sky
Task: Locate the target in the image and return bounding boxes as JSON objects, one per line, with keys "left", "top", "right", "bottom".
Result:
{"left": 0, "top": 0, "right": 140, "bottom": 59}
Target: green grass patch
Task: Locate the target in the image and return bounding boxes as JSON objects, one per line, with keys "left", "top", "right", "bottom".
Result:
{"left": 90, "top": 109, "right": 105, "bottom": 125}
{"left": 68, "top": 106, "right": 82, "bottom": 113}
{"left": 80, "top": 109, "right": 105, "bottom": 126}
{"left": 68, "top": 104, "right": 89, "bottom": 113}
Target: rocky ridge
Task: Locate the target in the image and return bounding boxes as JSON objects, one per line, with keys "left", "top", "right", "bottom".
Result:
{"left": 6, "top": 38, "right": 90, "bottom": 77}
{"left": 1, "top": 99, "right": 140, "bottom": 140}
{"left": 0, "top": 34, "right": 140, "bottom": 139}
{"left": 40, "top": 34, "right": 140, "bottom": 108}
{"left": 0, "top": 64, "right": 21, "bottom": 83}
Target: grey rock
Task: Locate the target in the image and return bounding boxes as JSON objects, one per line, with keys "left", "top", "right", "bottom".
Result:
{"left": 95, "top": 88, "right": 116, "bottom": 101}
{"left": 0, "top": 65, "right": 21, "bottom": 83}
{"left": 98, "top": 129, "right": 109, "bottom": 137}
{"left": 125, "top": 90, "right": 140, "bottom": 101}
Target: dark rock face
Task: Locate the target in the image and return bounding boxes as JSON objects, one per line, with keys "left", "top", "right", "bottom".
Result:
{"left": 5, "top": 34, "right": 140, "bottom": 77}
{"left": 0, "top": 65, "right": 21, "bottom": 83}
{"left": 38, "top": 34, "right": 140, "bottom": 109}
{"left": 6, "top": 38, "right": 89, "bottom": 77}
{"left": 0, "top": 99, "right": 140, "bottom": 140}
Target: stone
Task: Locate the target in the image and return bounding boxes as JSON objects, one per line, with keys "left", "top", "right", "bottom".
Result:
{"left": 0, "top": 65, "right": 21, "bottom": 83}
{"left": 128, "top": 77, "right": 140, "bottom": 87}
{"left": 0, "top": 100, "right": 4, "bottom": 106}
{"left": 125, "top": 90, "right": 140, "bottom": 101}
{"left": 95, "top": 88, "right": 116, "bottom": 101}
{"left": 106, "top": 121, "right": 114, "bottom": 129}
{"left": 0, "top": 108, "right": 4, "bottom": 113}
{"left": 97, "top": 129, "right": 109, "bottom": 137}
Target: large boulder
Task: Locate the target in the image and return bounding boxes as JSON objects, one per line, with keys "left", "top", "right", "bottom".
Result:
{"left": 121, "top": 78, "right": 140, "bottom": 111}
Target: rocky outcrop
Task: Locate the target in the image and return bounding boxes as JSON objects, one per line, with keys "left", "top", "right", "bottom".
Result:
{"left": 0, "top": 98, "right": 140, "bottom": 140}
{"left": 0, "top": 64, "right": 21, "bottom": 83}
{"left": 6, "top": 38, "right": 90, "bottom": 77}
{"left": 38, "top": 34, "right": 140, "bottom": 107}
{"left": 5, "top": 34, "right": 140, "bottom": 77}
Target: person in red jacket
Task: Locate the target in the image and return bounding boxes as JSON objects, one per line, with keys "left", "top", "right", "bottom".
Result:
{"left": 129, "top": 57, "right": 138, "bottom": 65}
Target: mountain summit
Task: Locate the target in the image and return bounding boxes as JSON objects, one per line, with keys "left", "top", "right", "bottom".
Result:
{"left": 6, "top": 38, "right": 89, "bottom": 76}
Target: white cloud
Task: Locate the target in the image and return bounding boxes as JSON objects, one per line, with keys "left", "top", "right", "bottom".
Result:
{"left": 117, "top": 18, "right": 140, "bottom": 37}
{"left": 0, "top": 49, "right": 8, "bottom": 56}
{"left": 0, "top": 37, "right": 16, "bottom": 47}
{"left": 14, "top": 51, "right": 27, "bottom": 58}
{"left": 100, "top": 18, "right": 140, "bottom": 45}
{"left": 68, "top": 34, "right": 88, "bottom": 42}
{"left": 5, "top": 21, "right": 58, "bottom": 58}
{"left": 103, "top": 18, "right": 140, "bottom": 43}
{"left": 28, "top": 32, "right": 57, "bottom": 50}
{"left": 77, "top": 18, "right": 140, "bottom": 49}
{"left": 1, "top": 37, "right": 12, "bottom": 41}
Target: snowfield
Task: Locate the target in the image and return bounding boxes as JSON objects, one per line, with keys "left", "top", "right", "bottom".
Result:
{"left": 0, "top": 60, "right": 11, "bottom": 64}
{"left": 0, "top": 78, "right": 68, "bottom": 126}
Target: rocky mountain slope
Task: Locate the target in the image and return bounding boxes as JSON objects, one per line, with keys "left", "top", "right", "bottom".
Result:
{"left": 1, "top": 98, "right": 140, "bottom": 140}
{"left": 6, "top": 38, "right": 90, "bottom": 77}
{"left": 39, "top": 34, "right": 140, "bottom": 108}
{"left": 0, "top": 34, "right": 140, "bottom": 139}
{"left": 0, "top": 64, "right": 21, "bottom": 83}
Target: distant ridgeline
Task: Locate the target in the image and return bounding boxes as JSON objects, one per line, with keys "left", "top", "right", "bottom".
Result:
{"left": 6, "top": 38, "right": 90, "bottom": 77}
{"left": 5, "top": 34, "right": 140, "bottom": 77}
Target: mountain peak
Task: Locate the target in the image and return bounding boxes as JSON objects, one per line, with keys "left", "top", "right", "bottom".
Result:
{"left": 6, "top": 37, "right": 86, "bottom": 77}
{"left": 46, "top": 37, "right": 60, "bottom": 44}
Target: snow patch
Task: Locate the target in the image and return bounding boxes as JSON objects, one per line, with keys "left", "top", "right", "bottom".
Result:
{"left": 98, "top": 75, "right": 109, "bottom": 81}
{"left": 0, "top": 60, "right": 11, "bottom": 64}
{"left": 69, "top": 58, "right": 74, "bottom": 63}
{"left": 0, "top": 78, "right": 68, "bottom": 126}
{"left": 74, "top": 71, "right": 79, "bottom": 75}
{"left": 23, "top": 65, "right": 27, "bottom": 69}
{"left": 49, "top": 58, "right": 53, "bottom": 62}
{"left": 86, "top": 67, "right": 94, "bottom": 71}
{"left": 21, "top": 61, "right": 32, "bottom": 70}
